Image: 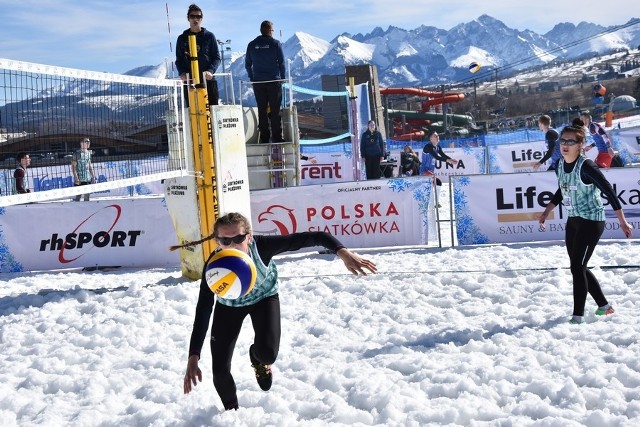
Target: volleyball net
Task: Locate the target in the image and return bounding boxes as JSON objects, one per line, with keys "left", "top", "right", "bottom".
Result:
{"left": 0, "top": 58, "right": 189, "bottom": 206}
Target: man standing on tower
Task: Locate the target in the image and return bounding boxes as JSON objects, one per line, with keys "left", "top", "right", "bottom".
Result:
{"left": 245, "top": 20, "right": 286, "bottom": 144}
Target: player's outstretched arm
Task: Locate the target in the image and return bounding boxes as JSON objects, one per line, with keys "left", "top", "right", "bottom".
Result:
{"left": 336, "top": 248, "right": 377, "bottom": 275}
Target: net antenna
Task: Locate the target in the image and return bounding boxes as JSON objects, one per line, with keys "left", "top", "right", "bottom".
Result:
{"left": 165, "top": 2, "right": 176, "bottom": 78}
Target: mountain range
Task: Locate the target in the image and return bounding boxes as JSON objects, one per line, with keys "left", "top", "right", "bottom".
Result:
{"left": 206, "top": 14, "right": 640, "bottom": 92}
{"left": 4, "top": 14, "right": 640, "bottom": 136}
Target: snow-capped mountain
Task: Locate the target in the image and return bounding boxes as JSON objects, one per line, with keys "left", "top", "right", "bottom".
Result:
{"left": 5, "top": 14, "right": 639, "bottom": 128}
{"left": 223, "top": 14, "right": 640, "bottom": 90}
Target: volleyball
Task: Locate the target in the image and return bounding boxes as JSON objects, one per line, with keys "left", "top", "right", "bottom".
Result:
{"left": 205, "top": 249, "right": 257, "bottom": 299}
{"left": 469, "top": 62, "right": 481, "bottom": 73}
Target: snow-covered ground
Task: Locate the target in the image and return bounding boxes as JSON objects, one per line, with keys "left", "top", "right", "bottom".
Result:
{"left": 1, "top": 236, "right": 640, "bottom": 426}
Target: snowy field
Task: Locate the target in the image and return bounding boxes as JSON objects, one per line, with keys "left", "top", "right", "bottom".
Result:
{"left": 1, "top": 238, "right": 640, "bottom": 426}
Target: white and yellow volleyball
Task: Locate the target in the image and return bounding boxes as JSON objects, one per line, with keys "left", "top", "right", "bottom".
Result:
{"left": 205, "top": 249, "right": 257, "bottom": 299}
{"left": 469, "top": 62, "right": 481, "bottom": 73}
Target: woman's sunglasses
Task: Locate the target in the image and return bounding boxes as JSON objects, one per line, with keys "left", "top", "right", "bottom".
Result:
{"left": 216, "top": 233, "right": 248, "bottom": 245}
{"left": 559, "top": 138, "right": 579, "bottom": 146}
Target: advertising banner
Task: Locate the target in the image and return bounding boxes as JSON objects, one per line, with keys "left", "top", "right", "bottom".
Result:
{"left": 616, "top": 126, "right": 640, "bottom": 164}
{"left": 299, "top": 152, "right": 355, "bottom": 185}
{"left": 300, "top": 147, "right": 485, "bottom": 185}
{"left": 488, "top": 140, "right": 599, "bottom": 174}
{"left": 414, "top": 146, "right": 485, "bottom": 182}
{"left": 453, "top": 168, "right": 640, "bottom": 245}
{"left": 250, "top": 177, "right": 437, "bottom": 249}
{"left": 487, "top": 140, "right": 548, "bottom": 173}
{"left": 213, "top": 105, "right": 252, "bottom": 221}
{"left": 1, "top": 159, "right": 166, "bottom": 198}
{"left": 0, "top": 198, "right": 179, "bottom": 272}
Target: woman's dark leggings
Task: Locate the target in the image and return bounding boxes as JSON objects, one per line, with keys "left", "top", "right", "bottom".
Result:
{"left": 565, "top": 216, "right": 607, "bottom": 316}
{"left": 209, "top": 294, "right": 281, "bottom": 405}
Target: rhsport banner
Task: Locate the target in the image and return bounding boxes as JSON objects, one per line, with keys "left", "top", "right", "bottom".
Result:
{"left": 250, "top": 176, "right": 437, "bottom": 249}
{"left": 0, "top": 197, "right": 179, "bottom": 272}
{"left": 452, "top": 168, "right": 640, "bottom": 245}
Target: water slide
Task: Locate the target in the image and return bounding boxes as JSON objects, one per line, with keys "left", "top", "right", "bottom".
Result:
{"left": 380, "top": 87, "right": 467, "bottom": 140}
{"left": 380, "top": 87, "right": 465, "bottom": 105}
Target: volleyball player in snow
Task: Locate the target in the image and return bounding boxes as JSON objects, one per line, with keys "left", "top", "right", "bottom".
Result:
{"left": 421, "top": 131, "right": 458, "bottom": 175}
{"left": 177, "top": 212, "right": 376, "bottom": 410}
{"left": 538, "top": 121, "right": 632, "bottom": 324}
{"left": 580, "top": 112, "right": 615, "bottom": 168}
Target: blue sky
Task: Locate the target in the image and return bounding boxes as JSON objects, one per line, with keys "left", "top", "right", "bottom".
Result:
{"left": 0, "top": 0, "right": 636, "bottom": 74}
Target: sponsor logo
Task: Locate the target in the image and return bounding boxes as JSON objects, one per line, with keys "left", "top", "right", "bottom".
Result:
{"left": 222, "top": 178, "right": 245, "bottom": 193}
{"left": 301, "top": 162, "right": 343, "bottom": 180}
{"left": 434, "top": 159, "right": 466, "bottom": 171}
{"left": 39, "top": 204, "right": 142, "bottom": 263}
{"left": 510, "top": 148, "right": 545, "bottom": 169}
{"left": 33, "top": 174, "right": 106, "bottom": 191}
{"left": 256, "top": 205, "right": 298, "bottom": 235}
{"left": 306, "top": 202, "right": 399, "bottom": 221}
{"left": 218, "top": 117, "right": 239, "bottom": 129}
{"left": 495, "top": 185, "right": 556, "bottom": 224}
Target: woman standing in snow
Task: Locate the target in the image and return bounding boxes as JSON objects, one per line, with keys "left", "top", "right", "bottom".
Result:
{"left": 538, "top": 120, "right": 632, "bottom": 324}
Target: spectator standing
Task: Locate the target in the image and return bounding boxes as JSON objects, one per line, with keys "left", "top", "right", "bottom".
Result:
{"left": 71, "top": 137, "right": 96, "bottom": 201}
{"left": 14, "top": 152, "right": 31, "bottom": 194}
{"left": 175, "top": 4, "right": 221, "bottom": 107}
{"left": 360, "top": 120, "right": 385, "bottom": 180}
{"left": 245, "top": 20, "right": 286, "bottom": 144}
{"left": 533, "top": 114, "right": 560, "bottom": 171}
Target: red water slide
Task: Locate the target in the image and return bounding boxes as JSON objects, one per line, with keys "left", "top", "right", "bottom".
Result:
{"left": 381, "top": 87, "right": 465, "bottom": 140}
{"left": 380, "top": 87, "right": 465, "bottom": 106}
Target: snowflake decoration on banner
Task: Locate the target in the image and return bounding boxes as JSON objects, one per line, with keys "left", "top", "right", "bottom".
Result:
{"left": 0, "top": 208, "right": 24, "bottom": 273}
{"left": 387, "top": 178, "right": 413, "bottom": 192}
{"left": 487, "top": 148, "right": 502, "bottom": 174}
{"left": 451, "top": 176, "right": 489, "bottom": 245}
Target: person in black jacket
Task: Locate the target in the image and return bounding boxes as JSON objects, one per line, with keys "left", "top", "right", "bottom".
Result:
{"left": 421, "top": 131, "right": 458, "bottom": 174}
{"left": 245, "top": 20, "right": 286, "bottom": 144}
{"left": 360, "top": 120, "right": 385, "bottom": 180}
{"left": 14, "top": 152, "right": 31, "bottom": 194}
{"left": 177, "top": 212, "right": 376, "bottom": 410}
{"left": 175, "top": 4, "right": 221, "bottom": 107}
{"left": 400, "top": 145, "right": 421, "bottom": 176}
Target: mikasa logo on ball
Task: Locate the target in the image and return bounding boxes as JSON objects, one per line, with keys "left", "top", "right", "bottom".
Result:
{"left": 213, "top": 281, "right": 231, "bottom": 294}
{"left": 205, "top": 249, "right": 257, "bottom": 299}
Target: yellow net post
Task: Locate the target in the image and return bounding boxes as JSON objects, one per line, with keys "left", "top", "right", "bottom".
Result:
{"left": 187, "top": 34, "right": 219, "bottom": 262}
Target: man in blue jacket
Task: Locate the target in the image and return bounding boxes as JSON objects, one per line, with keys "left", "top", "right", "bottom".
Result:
{"left": 360, "top": 120, "right": 385, "bottom": 180}
{"left": 175, "top": 4, "right": 221, "bottom": 107}
{"left": 245, "top": 20, "right": 286, "bottom": 144}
